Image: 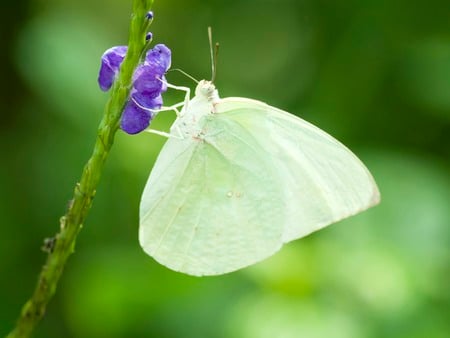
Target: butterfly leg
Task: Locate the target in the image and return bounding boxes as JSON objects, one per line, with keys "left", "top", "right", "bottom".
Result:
{"left": 141, "top": 79, "right": 191, "bottom": 138}
{"left": 146, "top": 129, "right": 173, "bottom": 138}
{"left": 129, "top": 98, "right": 184, "bottom": 139}
{"left": 129, "top": 97, "right": 184, "bottom": 118}
{"left": 160, "top": 80, "right": 191, "bottom": 116}
{"left": 157, "top": 101, "right": 185, "bottom": 116}
{"left": 145, "top": 126, "right": 184, "bottom": 139}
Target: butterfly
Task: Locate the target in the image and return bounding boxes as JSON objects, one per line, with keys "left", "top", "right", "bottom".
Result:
{"left": 138, "top": 77, "right": 380, "bottom": 276}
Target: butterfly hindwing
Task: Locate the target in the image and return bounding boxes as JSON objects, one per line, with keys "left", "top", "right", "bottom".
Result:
{"left": 215, "top": 98, "right": 380, "bottom": 242}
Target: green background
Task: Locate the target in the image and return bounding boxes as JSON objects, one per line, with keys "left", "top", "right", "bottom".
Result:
{"left": 1, "top": 0, "right": 449, "bottom": 337}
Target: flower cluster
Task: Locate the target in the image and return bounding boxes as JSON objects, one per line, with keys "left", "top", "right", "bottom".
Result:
{"left": 98, "top": 41, "right": 171, "bottom": 134}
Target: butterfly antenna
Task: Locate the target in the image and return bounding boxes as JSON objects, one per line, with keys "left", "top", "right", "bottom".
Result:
{"left": 167, "top": 68, "right": 199, "bottom": 83}
{"left": 208, "top": 27, "right": 219, "bottom": 83}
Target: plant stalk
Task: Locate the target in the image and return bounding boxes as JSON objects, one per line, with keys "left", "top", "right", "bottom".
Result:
{"left": 6, "top": 1, "right": 153, "bottom": 337}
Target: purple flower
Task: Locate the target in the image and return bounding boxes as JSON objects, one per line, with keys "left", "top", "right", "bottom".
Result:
{"left": 132, "top": 90, "right": 163, "bottom": 109}
{"left": 120, "top": 91, "right": 163, "bottom": 134}
{"left": 120, "top": 99, "right": 153, "bottom": 135}
{"left": 97, "top": 42, "right": 172, "bottom": 134}
{"left": 122, "top": 43, "right": 170, "bottom": 134}
{"left": 132, "top": 64, "right": 165, "bottom": 98}
{"left": 98, "top": 46, "right": 127, "bottom": 91}
{"left": 145, "top": 44, "right": 171, "bottom": 74}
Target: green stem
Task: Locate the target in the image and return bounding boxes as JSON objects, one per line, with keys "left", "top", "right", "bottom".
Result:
{"left": 6, "top": 1, "right": 153, "bottom": 337}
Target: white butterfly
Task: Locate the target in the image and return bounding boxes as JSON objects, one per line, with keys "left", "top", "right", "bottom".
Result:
{"left": 139, "top": 79, "right": 380, "bottom": 276}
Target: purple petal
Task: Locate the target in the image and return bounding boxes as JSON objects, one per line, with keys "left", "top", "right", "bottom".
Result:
{"left": 145, "top": 44, "right": 171, "bottom": 74}
{"left": 120, "top": 100, "right": 152, "bottom": 134}
{"left": 98, "top": 63, "right": 116, "bottom": 91}
{"left": 132, "top": 64, "right": 164, "bottom": 97}
{"left": 98, "top": 46, "right": 128, "bottom": 91}
{"left": 131, "top": 91, "right": 163, "bottom": 110}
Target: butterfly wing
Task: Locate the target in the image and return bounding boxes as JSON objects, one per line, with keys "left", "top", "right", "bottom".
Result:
{"left": 139, "top": 116, "right": 286, "bottom": 276}
{"left": 215, "top": 97, "right": 380, "bottom": 242}
{"left": 140, "top": 95, "right": 379, "bottom": 276}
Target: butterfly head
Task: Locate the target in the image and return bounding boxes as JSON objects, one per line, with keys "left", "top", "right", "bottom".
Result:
{"left": 195, "top": 80, "right": 219, "bottom": 103}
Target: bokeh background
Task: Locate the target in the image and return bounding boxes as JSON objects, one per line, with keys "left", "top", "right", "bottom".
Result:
{"left": 1, "top": 0, "right": 449, "bottom": 337}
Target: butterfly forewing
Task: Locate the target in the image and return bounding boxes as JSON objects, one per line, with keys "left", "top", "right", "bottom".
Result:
{"left": 140, "top": 114, "right": 286, "bottom": 276}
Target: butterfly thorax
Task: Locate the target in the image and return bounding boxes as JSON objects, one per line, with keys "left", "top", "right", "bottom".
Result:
{"left": 170, "top": 80, "right": 220, "bottom": 139}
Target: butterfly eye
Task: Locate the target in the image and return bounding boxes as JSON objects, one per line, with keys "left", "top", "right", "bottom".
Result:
{"left": 195, "top": 80, "right": 217, "bottom": 99}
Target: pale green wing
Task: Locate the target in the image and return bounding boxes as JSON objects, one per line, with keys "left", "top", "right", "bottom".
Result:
{"left": 215, "top": 97, "right": 380, "bottom": 242}
{"left": 139, "top": 117, "right": 286, "bottom": 276}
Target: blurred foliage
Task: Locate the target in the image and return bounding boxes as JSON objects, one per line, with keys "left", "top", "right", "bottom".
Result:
{"left": 0, "top": 0, "right": 449, "bottom": 337}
